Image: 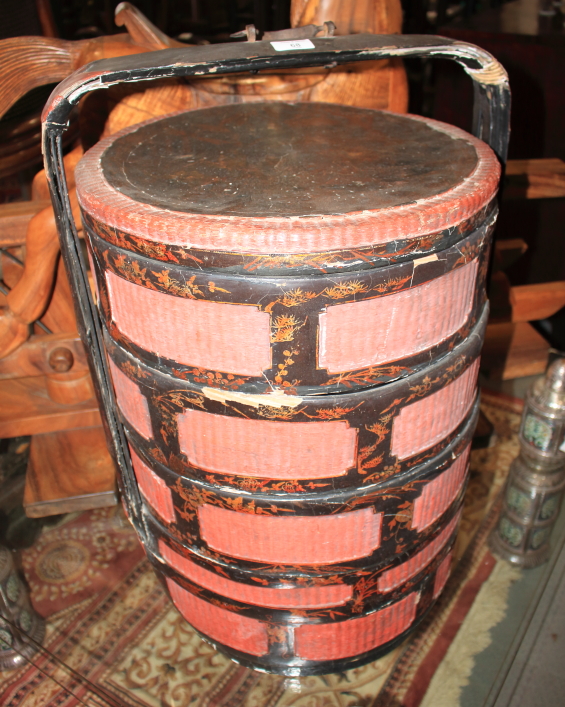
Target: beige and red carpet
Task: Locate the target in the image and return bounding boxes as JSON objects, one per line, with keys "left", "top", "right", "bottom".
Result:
{"left": 0, "top": 389, "right": 522, "bottom": 707}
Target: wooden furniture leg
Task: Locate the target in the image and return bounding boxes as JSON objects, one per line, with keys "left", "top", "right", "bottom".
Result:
{"left": 0, "top": 331, "right": 116, "bottom": 517}
{"left": 482, "top": 321, "right": 551, "bottom": 380}
{"left": 484, "top": 224, "right": 565, "bottom": 381}
{"left": 23, "top": 426, "right": 117, "bottom": 518}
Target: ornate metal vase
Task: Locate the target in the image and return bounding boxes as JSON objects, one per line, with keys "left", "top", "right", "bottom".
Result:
{"left": 491, "top": 358, "right": 565, "bottom": 568}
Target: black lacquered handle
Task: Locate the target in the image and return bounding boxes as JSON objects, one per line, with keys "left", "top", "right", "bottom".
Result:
{"left": 43, "top": 33, "right": 510, "bottom": 162}
{"left": 41, "top": 33, "right": 510, "bottom": 535}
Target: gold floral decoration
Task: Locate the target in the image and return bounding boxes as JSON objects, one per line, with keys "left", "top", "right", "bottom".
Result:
{"left": 270, "top": 314, "right": 305, "bottom": 343}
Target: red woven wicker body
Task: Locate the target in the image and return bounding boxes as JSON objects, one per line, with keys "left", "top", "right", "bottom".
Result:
{"left": 75, "top": 101, "right": 498, "bottom": 674}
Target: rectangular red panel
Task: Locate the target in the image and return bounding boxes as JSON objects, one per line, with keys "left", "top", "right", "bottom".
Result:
{"left": 159, "top": 540, "right": 352, "bottom": 609}
{"left": 412, "top": 446, "right": 470, "bottom": 531}
{"left": 108, "top": 358, "right": 152, "bottom": 439}
{"left": 294, "top": 592, "right": 418, "bottom": 661}
{"left": 198, "top": 504, "right": 382, "bottom": 565}
{"left": 130, "top": 448, "right": 175, "bottom": 524}
{"left": 166, "top": 578, "right": 269, "bottom": 656}
{"left": 178, "top": 409, "right": 357, "bottom": 479}
{"left": 391, "top": 358, "right": 479, "bottom": 460}
{"left": 106, "top": 271, "right": 271, "bottom": 376}
{"left": 433, "top": 552, "right": 453, "bottom": 599}
{"left": 319, "top": 260, "right": 478, "bottom": 373}
{"left": 377, "top": 511, "right": 460, "bottom": 592}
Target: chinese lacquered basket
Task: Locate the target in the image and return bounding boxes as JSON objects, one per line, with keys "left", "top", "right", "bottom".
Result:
{"left": 43, "top": 34, "right": 510, "bottom": 676}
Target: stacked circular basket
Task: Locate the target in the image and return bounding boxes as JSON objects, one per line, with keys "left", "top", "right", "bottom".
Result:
{"left": 75, "top": 101, "right": 500, "bottom": 675}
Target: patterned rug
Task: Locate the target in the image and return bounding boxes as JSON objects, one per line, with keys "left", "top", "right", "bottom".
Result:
{"left": 0, "top": 389, "right": 522, "bottom": 707}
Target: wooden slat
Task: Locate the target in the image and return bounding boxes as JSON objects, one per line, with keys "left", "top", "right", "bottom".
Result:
{"left": 492, "top": 238, "right": 528, "bottom": 272}
{"left": 0, "top": 375, "right": 101, "bottom": 438}
{"left": 0, "top": 333, "right": 88, "bottom": 380}
{"left": 24, "top": 426, "right": 117, "bottom": 518}
{"left": 482, "top": 321, "right": 549, "bottom": 380}
{"left": 505, "top": 158, "right": 565, "bottom": 199}
{"left": 0, "top": 200, "right": 51, "bottom": 246}
{"left": 510, "top": 282, "right": 565, "bottom": 322}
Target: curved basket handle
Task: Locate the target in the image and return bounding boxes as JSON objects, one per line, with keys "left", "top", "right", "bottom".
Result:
{"left": 43, "top": 34, "right": 510, "bottom": 161}
{"left": 41, "top": 34, "right": 510, "bottom": 532}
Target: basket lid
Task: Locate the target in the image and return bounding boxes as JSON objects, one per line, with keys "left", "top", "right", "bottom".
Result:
{"left": 76, "top": 102, "right": 499, "bottom": 257}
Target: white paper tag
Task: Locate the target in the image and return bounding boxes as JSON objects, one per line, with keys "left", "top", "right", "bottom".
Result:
{"left": 271, "top": 39, "right": 315, "bottom": 52}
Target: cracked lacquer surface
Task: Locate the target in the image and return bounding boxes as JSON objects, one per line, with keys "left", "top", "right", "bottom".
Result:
{"left": 100, "top": 103, "right": 478, "bottom": 217}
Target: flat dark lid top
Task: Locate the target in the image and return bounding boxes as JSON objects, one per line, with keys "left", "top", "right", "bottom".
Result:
{"left": 101, "top": 102, "right": 479, "bottom": 218}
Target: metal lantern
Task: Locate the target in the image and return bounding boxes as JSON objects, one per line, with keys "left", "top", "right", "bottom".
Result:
{"left": 491, "top": 358, "right": 565, "bottom": 568}
{"left": 520, "top": 358, "right": 565, "bottom": 469}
